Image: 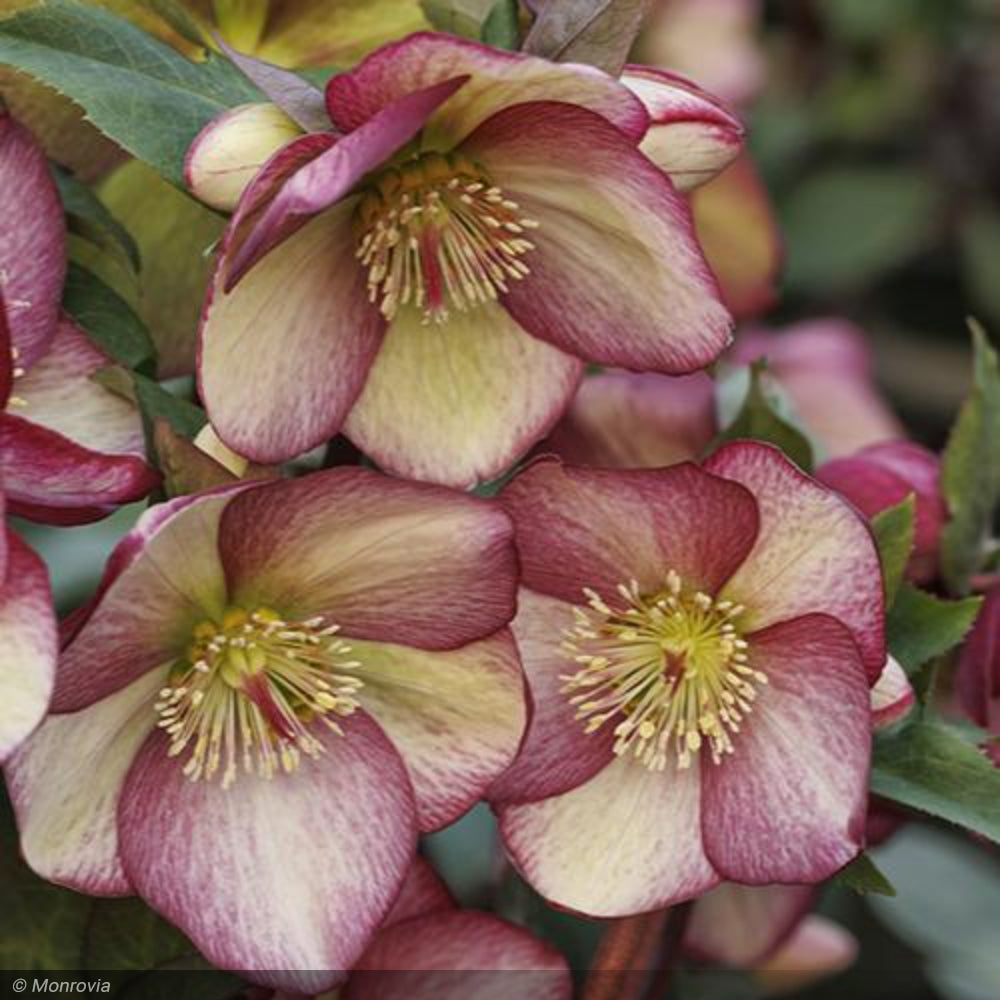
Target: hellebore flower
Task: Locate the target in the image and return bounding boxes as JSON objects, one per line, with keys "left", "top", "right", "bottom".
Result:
{"left": 0, "top": 114, "right": 158, "bottom": 523}
{"left": 489, "top": 443, "right": 885, "bottom": 916}
{"left": 190, "top": 32, "right": 741, "bottom": 486}
{"left": 818, "top": 442, "right": 945, "bottom": 584}
{"left": 6, "top": 469, "right": 525, "bottom": 989}
{"left": 956, "top": 584, "right": 1000, "bottom": 763}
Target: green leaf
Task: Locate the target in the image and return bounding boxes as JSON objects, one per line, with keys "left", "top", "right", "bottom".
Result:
{"left": 481, "top": 0, "right": 520, "bottom": 49}
{"left": 82, "top": 898, "right": 192, "bottom": 971}
{"left": 522, "top": 0, "right": 655, "bottom": 75}
{"left": 834, "top": 852, "right": 897, "bottom": 897}
{"left": 940, "top": 321, "right": 1000, "bottom": 594}
{"left": 872, "top": 720, "right": 1000, "bottom": 844}
{"left": 873, "top": 496, "right": 916, "bottom": 608}
{"left": 714, "top": 362, "right": 815, "bottom": 473}
{"left": 53, "top": 166, "right": 141, "bottom": 273}
{"left": 0, "top": 0, "right": 260, "bottom": 186}
{"left": 419, "top": 0, "right": 498, "bottom": 38}
{"left": 781, "top": 167, "right": 941, "bottom": 295}
{"left": 133, "top": 373, "right": 207, "bottom": 441}
{"left": 886, "top": 583, "right": 981, "bottom": 676}
{"left": 62, "top": 263, "right": 156, "bottom": 372}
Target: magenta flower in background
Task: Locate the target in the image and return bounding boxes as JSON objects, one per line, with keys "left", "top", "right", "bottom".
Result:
{"left": 0, "top": 114, "right": 158, "bottom": 524}
{"left": 489, "top": 443, "right": 884, "bottom": 916}
{"left": 189, "top": 32, "right": 743, "bottom": 486}
{"left": 956, "top": 584, "right": 1000, "bottom": 763}
{"left": 6, "top": 469, "right": 525, "bottom": 990}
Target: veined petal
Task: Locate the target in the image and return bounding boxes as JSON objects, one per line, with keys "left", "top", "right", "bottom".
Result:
{"left": 754, "top": 916, "right": 858, "bottom": 991}
{"left": 325, "top": 31, "right": 647, "bottom": 147}
{"left": 0, "top": 414, "right": 159, "bottom": 525}
{"left": 707, "top": 442, "right": 886, "bottom": 680}
{"left": 218, "top": 468, "right": 518, "bottom": 649}
{"left": 118, "top": 710, "right": 417, "bottom": 993}
{"left": 543, "top": 372, "right": 717, "bottom": 469}
{"left": 684, "top": 883, "right": 816, "bottom": 967}
{"left": 346, "top": 911, "right": 572, "bottom": 999}
{"left": 462, "top": 101, "right": 732, "bottom": 372}
{"left": 228, "top": 77, "right": 469, "bottom": 284}
{"left": 870, "top": 655, "right": 915, "bottom": 731}
{"left": 489, "top": 590, "right": 615, "bottom": 804}
{"left": 185, "top": 103, "right": 305, "bottom": 212}
{"left": 13, "top": 315, "right": 145, "bottom": 455}
{"left": 343, "top": 303, "right": 582, "bottom": 488}
{"left": 497, "top": 756, "right": 718, "bottom": 916}
{"left": 0, "top": 114, "right": 65, "bottom": 365}
{"left": 5, "top": 669, "right": 163, "bottom": 896}
{"left": 0, "top": 531, "right": 56, "bottom": 760}
{"left": 348, "top": 631, "right": 526, "bottom": 831}
{"left": 53, "top": 489, "right": 242, "bottom": 712}
{"left": 956, "top": 583, "right": 1000, "bottom": 727}
{"left": 701, "top": 615, "right": 870, "bottom": 884}
{"left": 199, "top": 201, "right": 385, "bottom": 465}
{"left": 500, "top": 460, "right": 758, "bottom": 605}
{"left": 383, "top": 857, "right": 454, "bottom": 928}
{"left": 621, "top": 66, "right": 744, "bottom": 191}
{"left": 692, "top": 155, "right": 781, "bottom": 320}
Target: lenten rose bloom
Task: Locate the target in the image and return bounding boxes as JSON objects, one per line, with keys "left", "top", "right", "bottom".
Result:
{"left": 5, "top": 469, "right": 525, "bottom": 989}
{"left": 0, "top": 113, "right": 158, "bottom": 523}
{"left": 190, "top": 32, "right": 741, "bottom": 486}
{"left": 956, "top": 584, "right": 1000, "bottom": 763}
{"left": 489, "top": 443, "right": 885, "bottom": 916}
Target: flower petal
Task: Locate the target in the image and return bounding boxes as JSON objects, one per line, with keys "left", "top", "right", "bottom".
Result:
{"left": 53, "top": 489, "right": 241, "bottom": 712}
{"left": 346, "top": 911, "right": 572, "bottom": 1000}
{"left": 692, "top": 155, "right": 781, "bottom": 320}
{"left": 621, "top": 66, "right": 744, "bottom": 191}
{"left": 13, "top": 314, "right": 145, "bottom": 455}
{"left": 701, "top": 615, "right": 870, "bottom": 884}
{"left": 731, "top": 320, "right": 904, "bottom": 460}
{"left": 870, "top": 655, "right": 915, "bottom": 731}
{"left": 542, "top": 371, "right": 717, "bottom": 469}
{"left": 325, "top": 31, "right": 647, "bottom": 146}
{"left": 383, "top": 857, "right": 454, "bottom": 928}
{"left": 684, "top": 883, "right": 816, "bottom": 967}
{"left": 0, "top": 114, "right": 66, "bottom": 365}
{"left": 199, "top": 201, "right": 385, "bottom": 464}
{"left": 956, "top": 583, "right": 1000, "bottom": 728}
{"left": 343, "top": 303, "right": 582, "bottom": 488}
{"left": 497, "top": 756, "right": 718, "bottom": 916}
{"left": 185, "top": 103, "right": 305, "bottom": 212}
{"left": 348, "top": 631, "right": 526, "bottom": 831}
{"left": 489, "top": 589, "right": 615, "bottom": 803}
{"left": 0, "top": 414, "right": 159, "bottom": 525}
{"left": 227, "top": 77, "right": 469, "bottom": 284}
{"left": 462, "top": 101, "right": 732, "bottom": 372}
{"left": 5, "top": 669, "right": 162, "bottom": 895}
{"left": 500, "top": 460, "right": 758, "bottom": 605}
{"left": 0, "top": 531, "right": 55, "bottom": 760}
{"left": 754, "top": 915, "right": 858, "bottom": 991}
{"left": 218, "top": 468, "right": 518, "bottom": 650}
{"left": 118, "top": 710, "right": 417, "bottom": 993}
{"left": 706, "top": 441, "right": 886, "bottom": 680}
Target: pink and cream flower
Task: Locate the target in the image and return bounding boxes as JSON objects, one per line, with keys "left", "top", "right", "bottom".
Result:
{"left": 488, "top": 442, "right": 886, "bottom": 916}
{"left": 0, "top": 113, "right": 157, "bottom": 524}
{"left": 189, "top": 32, "right": 742, "bottom": 486}
{"left": 5, "top": 469, "right": 525, "bottom": 990}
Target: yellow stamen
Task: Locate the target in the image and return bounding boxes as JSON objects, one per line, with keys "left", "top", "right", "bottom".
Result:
{"left": 561, "top": 575, "right": 766, "bottom": 771}
{"left": 156, "top": 607, "right": 363, "bottom": 788}
{"left": 354, "top": 150, "right": 538, "bottom": 326}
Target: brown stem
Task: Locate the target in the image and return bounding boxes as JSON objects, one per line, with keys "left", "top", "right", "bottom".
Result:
{"left": 581, "top": 910, "right": 669, "bottom": 1000}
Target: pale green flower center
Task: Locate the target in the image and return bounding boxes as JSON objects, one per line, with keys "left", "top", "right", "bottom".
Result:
{"left": 156, "top": 607, "right": 362, "bottom": 788}
{"left": 561, "top": 572, "right": 767, "bottom": 771}
{"left": 354, "top": 149, "right": 539, "bottom": 325}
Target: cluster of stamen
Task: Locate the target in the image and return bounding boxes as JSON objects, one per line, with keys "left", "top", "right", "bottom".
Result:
{"left": 355, "top": 150, "right": 538, "bottom": 325}
{"left": 155, "top": 607, "right": 362, "bottom": 788}
{"left": 561, "top": 572, "right": 768, "bottom": 771}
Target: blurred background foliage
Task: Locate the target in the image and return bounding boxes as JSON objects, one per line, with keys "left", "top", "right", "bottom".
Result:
{"left": 6, "top": 1, "right": 1000, "bottom": 998}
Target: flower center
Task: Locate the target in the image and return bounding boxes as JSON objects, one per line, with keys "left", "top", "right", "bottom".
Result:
{"left": 354, "top": 150, "right": 538, "bottom": 325}
{"left": 156, "top": 607, "right": 363, "bottom": 788}
{"left": 561, "top": 572, "right": 767, "bottom": 771}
